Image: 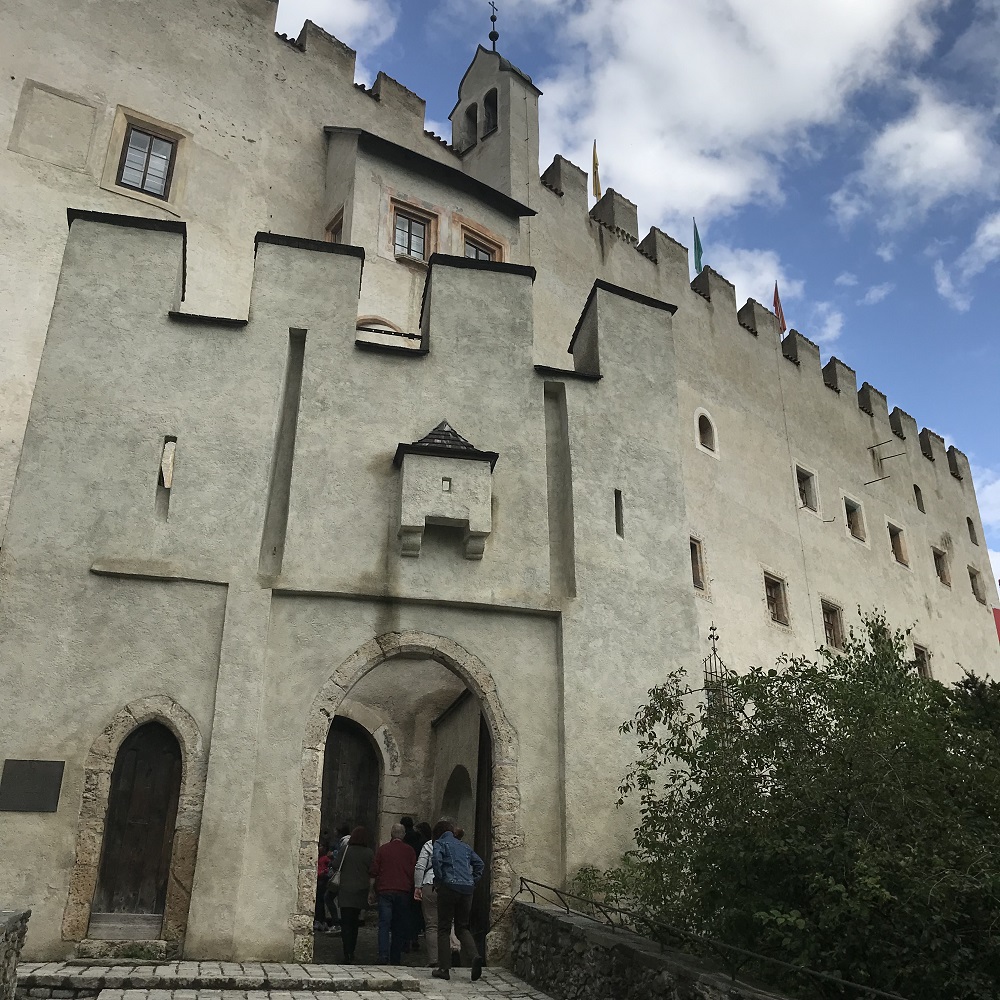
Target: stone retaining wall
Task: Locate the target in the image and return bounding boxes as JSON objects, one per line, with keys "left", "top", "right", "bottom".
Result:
{"left": 1, "top": 911, "right": 30, "bottom": 1000}
{"left": 511, "top": 902, "right": 788, "bottom": 1000}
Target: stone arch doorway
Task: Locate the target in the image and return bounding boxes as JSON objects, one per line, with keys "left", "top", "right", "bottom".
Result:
{"left": 89, "top": 722, "right": 182, "bottom": 939}
{"left": 297, "top": 631, "right": 521, "bottom": 963}
{"left": 321, "top": 716, "right": 382, "bottom": 846}
{"left": 62, "top": 696, "right": 207, "bottom": 948}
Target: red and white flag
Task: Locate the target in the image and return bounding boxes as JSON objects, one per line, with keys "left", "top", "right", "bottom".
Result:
{"left": 773, "top": 281, "right": 787, "bottom": 333}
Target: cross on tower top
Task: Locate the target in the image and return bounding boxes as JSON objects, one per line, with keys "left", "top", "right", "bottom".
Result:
{"left": 488, "top": 2, "right": 499, "bottom": 51}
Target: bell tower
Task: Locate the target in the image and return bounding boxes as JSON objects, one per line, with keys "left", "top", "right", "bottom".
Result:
{"left": 450, "top": 44, "right": 541, "bottom": 205}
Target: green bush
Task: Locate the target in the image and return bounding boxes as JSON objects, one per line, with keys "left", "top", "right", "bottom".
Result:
{"left": 612, "top": 613, "right": 1000, "bottom": 998}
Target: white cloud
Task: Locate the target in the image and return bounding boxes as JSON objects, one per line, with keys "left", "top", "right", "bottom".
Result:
{"left": 859, "top": 282, "right": 895, "bottom": 305}
{"left": 933, "top": 210, "right": 1000, "bottom": 311}
{"left": 990, "top": 550, "right": 1000, "bottom": 588}
{"left": 709, "top": 245, "right": 803, "bottom": 309}
{"left": 876, "top": 243, "right": 896, "bottom": 263}
{"left": 835, "top": 272, "right": 858, "bottom": 287}
{"left": 934, "top": 259, "right": 971, "bottom": 312}
{"left": 810, "top": 302, "right": 844, "bottom": 345}
{"left": 274, "top": 0, "right": 398, "bottom": 55}
{"left": 833, "top": 84, "right": 1000, "bottom": 230}
{"left": 531, "top": 0, "right": 948, "bottom": 231}
{"left": 974, "top": 466, "right": 1000, "bottom": 534}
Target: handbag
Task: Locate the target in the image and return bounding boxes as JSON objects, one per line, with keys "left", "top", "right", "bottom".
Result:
{"left": 329, "top": 844, "right": 348, "bottom": 891}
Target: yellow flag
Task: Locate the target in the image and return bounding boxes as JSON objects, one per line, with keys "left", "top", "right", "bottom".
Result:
{"left": 592, "top": 140, "right": 602, "bottom": 199}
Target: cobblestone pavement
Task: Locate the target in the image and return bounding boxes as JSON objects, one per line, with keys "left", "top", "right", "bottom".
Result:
{"left": 17, "top": 963, "right": 554, "bottom": 1000}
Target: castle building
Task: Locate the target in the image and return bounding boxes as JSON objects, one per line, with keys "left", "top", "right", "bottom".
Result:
{"left": 1, "top": 0, "right": 998, "bottom": 965}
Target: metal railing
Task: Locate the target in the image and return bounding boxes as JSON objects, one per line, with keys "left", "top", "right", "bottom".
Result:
{"left": 517, "top": 877, "right": 909, "bottom": 1000}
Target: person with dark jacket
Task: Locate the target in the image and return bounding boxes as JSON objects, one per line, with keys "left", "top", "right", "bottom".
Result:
{"left": 337, "top": 827, "right": 375, "bottom": 963}
{"left": 431, "top": 822, "right": 485, "bottom": 981}
{"left": 369, "top": 823, "right": 417, "bottom": 964}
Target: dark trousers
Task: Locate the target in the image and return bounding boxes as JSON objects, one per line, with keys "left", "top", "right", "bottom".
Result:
{"left": 436, "top": 883, "right": 479, "bottom": 973}
{"left": 314, "top": 875, "right": 330, "bottom": 922}
{"left": 340, "top": 906, "right": 361, "bottom": 961}
{"left": 377, "top": 890, "right": 411, "bottom": 963}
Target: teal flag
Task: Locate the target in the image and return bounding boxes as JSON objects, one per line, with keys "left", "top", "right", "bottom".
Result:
{"left": 693, "top": 218, "right": 703, "bottom": 273}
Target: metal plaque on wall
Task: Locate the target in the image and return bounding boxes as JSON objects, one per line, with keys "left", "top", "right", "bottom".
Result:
{"left": 0, "top": 759, "right": 66, "bottom": 812}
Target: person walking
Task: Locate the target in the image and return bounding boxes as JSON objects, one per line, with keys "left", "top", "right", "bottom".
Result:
{"left": 336, "top": 826, "right": 374, "bottom": 963}
{"left": 414, "top": 820, "right": 449, "bottom": 967}
{"left": 431, "top": 821, "right": 484, "bottom": 981}
{"left": 369, "top": 823, "right": 416, "bottom": 964}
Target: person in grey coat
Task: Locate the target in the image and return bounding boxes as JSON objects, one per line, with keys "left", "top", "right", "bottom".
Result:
{"left": 335, "top": 826, "right": 374, "bottom": 963}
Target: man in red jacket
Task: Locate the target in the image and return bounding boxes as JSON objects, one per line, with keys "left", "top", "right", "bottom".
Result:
{"left": 368, "top": 823, "right": 417, "bottom": 964}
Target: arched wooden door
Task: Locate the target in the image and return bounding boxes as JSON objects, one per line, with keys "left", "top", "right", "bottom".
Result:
{"left": 321, "top": 717, "right": 380, "bottom": 843}
{"left": 89, "top": 722, "right": 182, "bottom": 939}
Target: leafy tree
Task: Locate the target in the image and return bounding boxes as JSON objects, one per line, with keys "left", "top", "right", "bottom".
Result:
{"left": 610, "top": 613, "right": 1000, "bottom": 999}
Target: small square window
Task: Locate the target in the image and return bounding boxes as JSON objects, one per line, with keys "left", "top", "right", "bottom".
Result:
{"left": 763, "top": 573, "right": 789, "bottom": 625}
{"left": 117, "top": 125, "right": 176, "bottom": 199}
{"left": 394, "top": 209, "right": 429, "bottom": 260}
{"left": 690, "top": 538, "right": 705, "bottom": 591}
{"left": 932, "top": 547, "right": 950, "bottom": 587}
{"left": 821, "top": 601, "right": 843, "bottom": 649}
{"left": 464, "top": 236, "right": 495, "bottom": 261}
{"left": 844, "top": 497, "right": 866, "bottom": 541}
{"left": 442, "top": 477, "right": 452, "bottom": 493}
{"left": 888, "top": 523, "right": 908, "bottom": 566}
{"left": 913, "top": 644, "right": 931, "bottom": 680}
{"left": 796, "top": 467, "right": 817, "bottom": 511}
{"left": 969, "top": 567, "right": 987, "bottom": 605}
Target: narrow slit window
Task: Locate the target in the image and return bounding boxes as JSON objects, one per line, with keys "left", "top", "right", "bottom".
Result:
{"left": 442, "top": 477, "right": 452, "bottom": 492}
{"left": 763, "top": 573, "right": 789, "bottom": 625}
{"left": 697, "top": 414, "right": 715, "bottom": 452}
{"left": 913, "top": 644, "right": 932, "bottom": 680}
{"left": 155, "top": 436, "right": 177, "bottom": 521}
{"left": 969, "top": 567, "right": 987, "bottom": 604}
{"left": 796, "top": 467, "right": 817, "bottom": 511}
{"left": 913, "top": 484, "right": 924, "bottom": 513}
{"left": 325, "top": 211, "right": 344, "bottom": 245}
{"left": 932, "top": 547, "right": 950, "bottom": 586}
{"left": 967, "top": 517, "right": 978, "bottom": 545}
{"left": 821, "top": 601, "right": 843, "bottom": 649}
{"left": 844, "top": 497, "right": 865, "bottom": 541}
{"left": 888, "top": 523, "right": 908, "bottom": 565}
{"left": 690, "top": 538, "right": 705, "bottom": 591}
{"left": 614, "top": 489, "right": 624, "bottom": 538}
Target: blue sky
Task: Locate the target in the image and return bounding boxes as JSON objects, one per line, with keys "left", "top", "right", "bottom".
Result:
{"left": 277, "top": 0, "right": 1000, "bottom": 585}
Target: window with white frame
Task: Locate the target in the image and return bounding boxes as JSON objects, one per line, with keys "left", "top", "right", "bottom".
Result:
{"left": 821, "top": 600, "right": 843, "bottom": 649}
{"left": 844, "top": 496, "right": 866, "bottom": 541}
{"left": 763, "top": 572, "right": 789, "bottom": 625}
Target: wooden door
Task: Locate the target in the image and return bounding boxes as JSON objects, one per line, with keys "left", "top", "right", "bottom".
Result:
{"left": 90, "top": 722, "right": 181, "bottom": 936}
{"left": 321, "top": 717, "right": 380, "bottom": 843}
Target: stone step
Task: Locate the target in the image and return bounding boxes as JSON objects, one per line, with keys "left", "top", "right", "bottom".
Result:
{"left": 15, "top": 964, "right": 419, "bottom": 999}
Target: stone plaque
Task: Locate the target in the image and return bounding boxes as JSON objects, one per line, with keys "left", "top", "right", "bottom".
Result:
{"left": 0, "top": 759, "right": 65, "bottom": 812}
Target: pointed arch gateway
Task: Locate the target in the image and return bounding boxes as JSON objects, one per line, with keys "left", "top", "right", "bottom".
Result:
{"left": 296, "top": 630, "right": 522, "bottom": 962}
{"left": 62, "top": 696, "right": 207, "bottom": 946}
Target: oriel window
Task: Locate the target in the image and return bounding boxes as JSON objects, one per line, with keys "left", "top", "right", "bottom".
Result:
{"left": 118, "top": 125, "right": 176, "bottom": 199}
